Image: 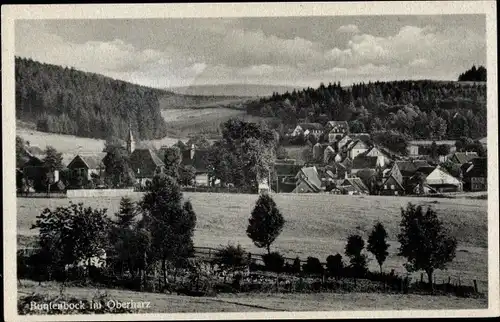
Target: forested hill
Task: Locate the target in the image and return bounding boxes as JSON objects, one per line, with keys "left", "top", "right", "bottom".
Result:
{"left": 245, "top": 79, "right": 487, "bottom": 140}
{"left": 15, "top": 57, "right": 169, "bottom": 140}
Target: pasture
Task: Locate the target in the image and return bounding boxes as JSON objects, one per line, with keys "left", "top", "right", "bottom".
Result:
{"left": 160, "top": 108, "right": 267, "bottom": 138}
{"left": 17, "top": 193, "right": 488, "bottom": 293}
{"left": 18, "top": 279, "right": 487, "bottom": 313}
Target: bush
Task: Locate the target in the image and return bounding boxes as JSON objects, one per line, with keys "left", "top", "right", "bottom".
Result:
{"left": 326, "top": 254, "right": 344, "bottom": 279}
{"left": 262, "top": 252, "right": 285, "bottom": 273}
{"left": 302, "top": 257, "right": 324, "bottom": 275}
{"left": 213, "top": 243, "right": 248, "bottom": 272}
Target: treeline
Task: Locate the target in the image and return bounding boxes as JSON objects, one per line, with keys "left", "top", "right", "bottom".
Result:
{"left": 458, "top": 65, "right": 487, "bottom": 82}
{"left": 15, "top": 57, "right": 169, "bottom": 140}
{"left": 244, "top": 79, "right": 487, "bottom": 140}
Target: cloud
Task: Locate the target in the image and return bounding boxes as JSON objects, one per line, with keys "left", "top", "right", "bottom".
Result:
{"left": 337, "top": 24, "right": 360, "bottom": 34}
{"left": 15, "top": 18, "right": 486, "bottom": 88}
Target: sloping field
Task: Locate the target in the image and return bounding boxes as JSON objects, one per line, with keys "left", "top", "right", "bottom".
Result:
{"left": 18, "top": 279, "right": 487, "bottom": 313}
{"left": 160, "top": 108, "right": 267, "bottom": 138}
{"left": 16, "top": 128, "right": 188, "bottom": 154}
{"left": 17, "top": 193, "right": 488, "bottom": 292}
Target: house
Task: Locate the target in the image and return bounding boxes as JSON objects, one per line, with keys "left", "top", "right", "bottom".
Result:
{"left": 291, "top": 123, "right": 324, "bottom": 138}
{"left": 181, "top": 145, "right": 211, "bottom": 186}
{"left": 461, "top": 157, "right": 487, "bottom": 191}
{"left": 336, "top": 135, "right": 352, "bottom": 150}
{"left": 355, "top": 168, "right": 378, "bottom": 194}
{"left": 323, "top": 145, "right": 336, "bottom": 164}
{"left": 449, "top": 151, "right": 479, "bottom": 165}
{"left": 67, "top": 153, "right": 107, "bottom": 184}
{"left": 326, "top": 121, "right": 349, "bottom": 142}
{"left": 292, "top": 166, "right": 322, "bottom": 193}
{"left": 129, "top": 148, "right": 165, "bottom": 186}
{"left": 415, "top": 166, "right": 462, "bottom": 193}
{"left": 339, "top": 177, "right": 369, "bottom": 195}
{"left": 379, "top": 163, "right": 405, "bottom": 196}
{"left": 393, "top": 160, "right": 431, "bottom": 189}
{"left": 363, "top": 146, "right": 391, "bottom": 167}
{"left": 351, "top": 155, "right": 379, "bottom": 175}
{"left": 347, "top": 140, "right": 370, "bottom": 159}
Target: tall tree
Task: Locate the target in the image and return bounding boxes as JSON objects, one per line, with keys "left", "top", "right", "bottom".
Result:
{"left": 367, "top": 222, "right": 390, "bottom": 273}
{"left": 163, "top": 146, "right": 182, "bottom": 181}
{"left": 345, "top": 234, "right": 368, "bottom": 277}
{"left": 139, "top": 174, "right": 197, "bottom": 286}
{"left": 246, "top": 194, "right": 285, "bottom": 254}
{"left": 397, "top": 203, "right": 457, "bottom": 289}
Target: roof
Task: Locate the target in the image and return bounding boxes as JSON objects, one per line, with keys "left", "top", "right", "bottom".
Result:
{"left": 298, "top": 123, "right": 324, "bottom": 131}
{"left": 461, "top": 157, "right": 487, "bottom": 178}
{"left": 340, "top": 177, "right": 369, "bottom": 193}
{"left": 395, "top": 160, "right": 431, "bottom": 177}
{"left": 129, "top": 149, "right": 165, "bottom": 177}
{"left": 479, "top": 137, "right": 487, "bottom": 144}
{"left": 68, "top": 153, "right": 106, "bottom": 169}
{"left": 414, "top": 166, "right": 436, "bottom": 176}
{"left": 408, "top": 140, "right": 457, "bottom": 146}
{"left": 349, "top": 133, "right": 371, "bottom": 143}
{"left": 352, "top": 155, "right": 378, "bottom": 170}
{"left": 181, "top": 149, "right": 211, "bottom": 173}
{"left": 356, "top": 168, "right": 377, "bottom": 183}
{"left": 327, "top": 121, "right": 349, "bottom": 133}
{"left": 296, "top": 166, "right": 322, "bottom": 191}
{"left": 452, "top": 152, "right": 479, "bottom": 164}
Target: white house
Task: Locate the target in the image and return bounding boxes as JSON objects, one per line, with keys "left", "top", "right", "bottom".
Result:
{"left": 348, "top": 140, "right": 369, "bottom": 159}
{"left": 291, "top": 123, "right": 324, "bottom": 138}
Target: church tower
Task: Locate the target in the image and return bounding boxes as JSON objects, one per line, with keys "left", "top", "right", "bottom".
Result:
{"left": 126, "top": 123, "right": 135, "bottom": 154}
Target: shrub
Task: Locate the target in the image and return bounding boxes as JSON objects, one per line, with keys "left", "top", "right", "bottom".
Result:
{"left": 262, "top": 252, "right": 285, "bottom": 273}
{"left": 302, "top": 257, "right": 324, "bottom": 275}
{"left": 345, "top": 234, "right": 368, "bottom": 278}
{"left": 326, "top": 253, "right": 344, "bottom": 279}
{"left": 214, "top": 243, "right": 248, "bottom": 273}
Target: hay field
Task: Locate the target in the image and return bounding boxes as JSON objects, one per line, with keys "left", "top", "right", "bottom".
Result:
{"left": 17, "top": 193, "right": 488, "bottom": 292}
{"left": 160, "top": 108, "right": 266, "bottom": 138}
{"left": 18, "top": 280, "right": 487, "bottom": 313}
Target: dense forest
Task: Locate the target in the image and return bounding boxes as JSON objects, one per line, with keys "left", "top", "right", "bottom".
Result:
{"left": 15, "top": 57, "right": 169, "bottom": 140}
{"left": 245, "top": 77, "right": 487, "bottom": 140}
{"left": 458, "top": 65, "right": 487, "bottom": 82}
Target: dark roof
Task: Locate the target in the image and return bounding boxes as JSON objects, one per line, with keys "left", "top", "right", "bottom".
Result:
{"left": 129, "top": 149, "right": 165, "bottom": 177}
{"left": 352, "top": 155, "right": 378, "bottom": 170}
{"left": 356, "top": 168, "right": 377, "bottom": 183}
{"left": 452, "top": 152, "right": 479, "bottom": 164}
{"left": 296, "top": 166, "right": 322, "bottom": 191}
{"left": 340, "top": 177, "right": 369, "bottom": 193}
{"left": 349, "top": 133, "right": 371, "bottom": 143}
{"left": 395, "top": 160, "right": 431, "bottom": 177}
{"left": 414, "top": 166, "right": 436, "bottom": 176}
{"left": 298, "top": 123, "right": 324, "bottom": 131}
{"left": 181, "top": 149, "right": 211, "bottom": 173}
{"left": 461, "top": 157, "right": 487, "bottom": 178}
{"left": 76, "top": 153, "right": 107, "bottom": 169}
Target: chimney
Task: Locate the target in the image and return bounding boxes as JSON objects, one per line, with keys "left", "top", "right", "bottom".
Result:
{"left": 190, "top": 144, "right": 195, "bottom": 160}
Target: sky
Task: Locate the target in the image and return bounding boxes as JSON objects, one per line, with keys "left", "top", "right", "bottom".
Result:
{"left": 15, "top": 15, "right": 486, "bottom": 89}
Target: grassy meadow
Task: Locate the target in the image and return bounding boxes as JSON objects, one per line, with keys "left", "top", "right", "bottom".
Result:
{"left": 17, "top": 193, "right": 488, "bottom": 293}
{"left": 18, "top": 279, "right": 487, "bottom": 313}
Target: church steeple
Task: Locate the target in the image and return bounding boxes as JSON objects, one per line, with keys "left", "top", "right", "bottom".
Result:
{"left": 126, "top": 122, "right": 135, "bottom": 154}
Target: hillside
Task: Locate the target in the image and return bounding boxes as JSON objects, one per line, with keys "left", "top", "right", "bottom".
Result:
{"left": 244, "top": 79, "right": 487, "bottom": 140}
{"left": 168, "top": 84, "right": 300, "bottom": 97}
{"left": 15, "top": 57, "right": 170, "bottom": 140}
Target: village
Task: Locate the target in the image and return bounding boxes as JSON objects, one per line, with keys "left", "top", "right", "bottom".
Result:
{"left": 16, "top": 118, "right": 487, "bottom": 198}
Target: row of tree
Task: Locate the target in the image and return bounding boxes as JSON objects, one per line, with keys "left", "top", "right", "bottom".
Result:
{"left": 15, "top": 57, "right": 168, "bottom": 140}
{"left": 244, "top": 193, "right": 456, "bottom": 288}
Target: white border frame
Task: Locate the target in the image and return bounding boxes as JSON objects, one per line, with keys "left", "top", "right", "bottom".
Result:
{"left": 2, "top": 1, "right": 499, "bottom": 320}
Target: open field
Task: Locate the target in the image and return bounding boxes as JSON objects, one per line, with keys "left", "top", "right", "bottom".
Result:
{"left": 18, "top": 279, "right": 487, "bottom": 313}
{"left": 16, "top": 128, "right": 188, "bottom": 155}
{"left": 17, "top": 193, "right": 488, "bottom": 292}
{"left": 159, "top": 94, "right": 254, "bottom": 110}
{"left": 160, "top": 108, "right": 268, "bottom": 138}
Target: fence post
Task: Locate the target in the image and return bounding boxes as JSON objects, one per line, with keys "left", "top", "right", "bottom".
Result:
{"left": 448, "top": 276, "right": 451, "bottom": 285}
{"left": 473, "top": 280, "right": 478, "bottom": 293}
{"left": 458, "top": 276, "right": 461, "bottom": 287}
{"left": 420, "top": 273, "right": 423, "bottom": 283}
